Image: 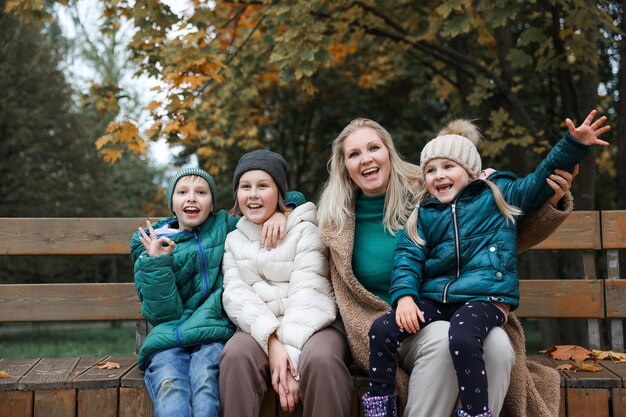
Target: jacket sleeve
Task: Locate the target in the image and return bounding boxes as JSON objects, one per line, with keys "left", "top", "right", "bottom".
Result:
{"left": 278, "top": 223, "right": 336, "bottom": 377}
{"left": 389, "top": 230, "right": 428, "bottom": 307}
{"left": 131, "top": 232, "right": 184, "bottom": 326}
{"left": 500, "top": 133, "right": 589, "bottom": 213}
{"left": 516, "top": 191, "right": 573, "bottom": 253}
{"left": 222, "top": 237, "right": 280, "bottom": 354}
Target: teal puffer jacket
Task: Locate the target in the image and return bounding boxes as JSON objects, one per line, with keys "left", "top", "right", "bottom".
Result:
{"left": 390, "top": 133, "right": 589, "bottom": 309}
{"left": 130, "top": 210, "right": 237, "bottom": 370}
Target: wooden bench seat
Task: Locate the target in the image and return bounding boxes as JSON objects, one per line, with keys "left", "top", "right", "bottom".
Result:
{"left": 0, "top": 212, "right": 625, "bottom": 417}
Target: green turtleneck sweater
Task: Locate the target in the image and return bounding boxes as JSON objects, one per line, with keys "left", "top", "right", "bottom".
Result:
{"left": 352, "top": 193, "right": 402, "bottom": 304}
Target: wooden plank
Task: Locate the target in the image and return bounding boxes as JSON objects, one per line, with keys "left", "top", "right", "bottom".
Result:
{"left": 601, "top": 210, "right": 626, "bottom": 249}
{"left": 77, "top": 388, "right": 118, "bottom": 417}
{"left": 555, "top": 360, "right": 622, "bottom": 389}
{"left": 515, "top": 280, "right": 604, "bottom": 318}
{"left": 73, "top": 356, "right": 136, "bottom": 389}
{"left": 119, "top": 387, "right": 153, "bottom": 417}
{"left": 34, "top": 389, "right": 76, "bottom": 417}
{"left": 613, "top": 388, "right": 626, "bottom": 417}
{"left": 565, "top": 388, "right": 608, "bottom": 417}
{"left": 69, "top": 357, "right": 110, "bottom": 381}
{"left": 605, "top": 280, "right": 626, "bottom": 318}
{"left": 19, "top": 357, "right": 80, "bottom": 390}
{"left": 120, "top": 363, "right": 145, "bottom": 388}
{"left": 0, "top": 218, "right": 156, "bottom": 255}
{"left": 599, "top": 361, "right": 626, "bottom": 387}
{"left": 0, "top": 283, "right": 142, "bottom": 322}
{"left": 530, "top": 211, "right": 600, "bottom": 250}
{"left": 0, "top": 358, "right": 41, "bottom": 391}
{"left": 0, "top": 390, "right": 33, "bottom": 417}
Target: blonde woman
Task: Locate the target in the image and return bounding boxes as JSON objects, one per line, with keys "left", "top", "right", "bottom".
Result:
{"left": 317, "top": 118, "right": 577, "bottom": 417}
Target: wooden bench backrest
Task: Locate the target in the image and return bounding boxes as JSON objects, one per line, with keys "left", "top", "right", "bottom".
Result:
{"left": 0, "top": 218, "right": 151, "bottom": 322}
{"left": 601, "top": 210, "right": 626, "bottom": 352}
{"left": 0, "top": 213, "right": 602, "bottom": 323}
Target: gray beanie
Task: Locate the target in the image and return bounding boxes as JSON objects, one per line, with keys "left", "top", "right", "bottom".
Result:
{"left": 166, "top": 167, "right": 218, "bottom": 212}
{"left": 420, "top": 119, "right": 482, "bottom": 179}
{"left": 233, "top": 149, "right": 288, "bottom": 197}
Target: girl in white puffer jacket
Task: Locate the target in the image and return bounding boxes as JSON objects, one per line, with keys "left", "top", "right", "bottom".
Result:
{"left": 220, "top": 149, "right": 340, "bottom": 417}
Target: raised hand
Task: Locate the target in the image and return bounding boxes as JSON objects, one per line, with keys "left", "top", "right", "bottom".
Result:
{"left": 565, "top": 109, "right": 610, "bottom": 147}
{"left": 137, "top": 220, "right": 176, "bottom": 257}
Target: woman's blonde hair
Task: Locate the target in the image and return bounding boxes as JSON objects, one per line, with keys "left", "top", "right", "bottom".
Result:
{"left": 317, "top": 118, "right": 421, "bottom": 234}
{"left": 405, "top": 119, "right": 523, "bottom": 246}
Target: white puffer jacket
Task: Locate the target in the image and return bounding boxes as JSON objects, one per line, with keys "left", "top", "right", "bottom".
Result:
{"left": 222, "top": 202, "right": 336, "bottom": 377}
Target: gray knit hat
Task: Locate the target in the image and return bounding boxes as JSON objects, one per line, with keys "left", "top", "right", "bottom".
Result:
{"left": 166, "top": 167, "right": 218, "bottom": 212}
{"left": 420, "top": 119, "right": 482, "bottom": 179}
{"left": 233, "top": 149, "right": 288, "bottom": 197}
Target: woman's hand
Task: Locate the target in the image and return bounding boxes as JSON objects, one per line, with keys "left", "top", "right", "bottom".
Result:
{"left": 261, "top": 211, "right": 287, "bottom": 250}
{"left": 546, "top": 166, "right": 579, "bottom": 207}
{"left": 268, "top": 334, "right": 296, "bottom": 396}
{"left": 137, "top": 220, "right": 176, "bottom": 257}
{"left": 277, "top": 372, "right": 301, "bottom": 412}
{"left": 395, "top": 296, "right": 424, "bottom": 333}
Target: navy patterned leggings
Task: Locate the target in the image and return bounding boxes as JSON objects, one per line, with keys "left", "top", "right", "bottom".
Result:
{"left": 368, "top": 300, "right": 505, "bottom": 415}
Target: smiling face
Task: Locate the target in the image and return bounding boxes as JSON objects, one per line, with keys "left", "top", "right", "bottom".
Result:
{"left": 343, "top": 127, "right": 391, "bottom": 196}
{"left": 171, "top": 176, "right": 213, "bottom": 231}
{"left": 424, "top": 158, "right": 471, "bottom": 203}
{"left": 236, "top": 170, "right": 279, "bottom": 225}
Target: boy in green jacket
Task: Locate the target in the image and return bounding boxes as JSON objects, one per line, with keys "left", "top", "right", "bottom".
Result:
{"left": 131, "top": 167, "right": 299, "bottom": 417}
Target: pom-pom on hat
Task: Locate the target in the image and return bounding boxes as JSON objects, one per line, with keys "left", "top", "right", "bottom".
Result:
{"left": 166, "top": 167, "right": 218, "bottom": 213}
{"left": 233, "top": 149, "right": 288, "bottom": 198}
{"left": 420, "top": 119, "right": 482, "bottom": 179}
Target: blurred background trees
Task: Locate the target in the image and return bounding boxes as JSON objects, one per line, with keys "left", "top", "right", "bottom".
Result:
{"left": 2, "top": 0, "right": 624, "bottom": 349}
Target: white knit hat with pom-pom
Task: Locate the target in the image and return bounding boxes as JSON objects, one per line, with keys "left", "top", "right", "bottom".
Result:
{"left": 420, "top": 119, "right": 482, "bottom": 179}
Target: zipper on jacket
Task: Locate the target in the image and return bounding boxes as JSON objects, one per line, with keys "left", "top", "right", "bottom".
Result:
{"left": 194, "top": 232, "right": 210, "bottom": 298}
{"left": 442, "top": 201, "right": 461, "bottom": 303}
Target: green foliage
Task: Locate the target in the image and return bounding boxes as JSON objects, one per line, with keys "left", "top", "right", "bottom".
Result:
{"left": 6, "top": 0, "right": 621, "bottom": 209}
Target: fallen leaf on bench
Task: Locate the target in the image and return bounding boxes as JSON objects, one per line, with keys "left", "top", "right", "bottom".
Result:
{"left": 541, "top": 345, "right": 591, "bottom": 362}
{"left": 575, "top": 360, "right": 602, "bottom": 372}
{"left": 96, "top": 361, "right": 120, "bottom": 370}
{"left": 0, "top": 370, "right": 10, "bottom": 379}
{"left": 555, "top": 361, "right": 601, "bottom": 372}
{"left": 591, "top": 350, "right": 626, "bottom": 363}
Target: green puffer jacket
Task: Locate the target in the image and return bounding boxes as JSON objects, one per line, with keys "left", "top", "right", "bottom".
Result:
{"left": 130, "top": 210, "right": 237, "bottom": 370}
{"left": 390, "top": 133, "right": 589, "bottom": 310}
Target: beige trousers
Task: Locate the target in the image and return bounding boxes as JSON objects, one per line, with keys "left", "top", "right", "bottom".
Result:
{"left": 219, "top": 326, "right": 353, "bottom": 417}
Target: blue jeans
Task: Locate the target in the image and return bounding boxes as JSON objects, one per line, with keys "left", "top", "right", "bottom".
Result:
{"left": 145, "top": 342, "right": 225, "bottom": 417}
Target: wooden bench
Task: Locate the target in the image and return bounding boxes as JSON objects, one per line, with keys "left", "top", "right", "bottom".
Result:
{"left": 0, "top": 213, "right": 624, "bottom": 417}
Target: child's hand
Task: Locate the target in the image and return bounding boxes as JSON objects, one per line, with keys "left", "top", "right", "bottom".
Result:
{"left": 566, "top": 109, "right": 610, "bottom": 147}
{"left": 268, "top": 334, "right": 296, "bottom": 396}
{"left": 396, "top": 296, "right": 424, "bottom": 334}
{"left": 261, "top": 211, "right": 287, "bottom": 250}
{"left": 137, "top": 220, "right": 176, "bottom": 257}
{"left": 277, "top": 372, "right": 300, "bottom": 412}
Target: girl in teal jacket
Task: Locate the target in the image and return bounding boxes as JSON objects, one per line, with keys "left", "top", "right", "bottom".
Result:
{"left": 362, "top": 111, "right": 610, "bottom": 417}
{"left": 131, "top": 167, "right": 303, "bottom": 417}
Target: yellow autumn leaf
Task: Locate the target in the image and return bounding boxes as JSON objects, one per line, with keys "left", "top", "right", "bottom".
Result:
{"left": 95, "top": 134, "right": 113, "bottom": 150}
{"left": 100, "top": 147, "right": 124, "bottom": 164}
{"left": 144, "top": 100, "right": 161, "bottom": 111}
{"left": 541, "top": 345, "right": 591, "bottom": 362}
{"left": 119, "top": 122, "right": 139, "bottom": 144}
{"left": 555, "top": 364, "right": 574, "bottom": 371}
{"left": 575, "top": 360, "right": 602, "bottom": 372}
{"left": 0, "top": 370, "right": 11, "bottom": 378}
{"left": 127, "top": 139, "right": 149, "bottom": 155}
{"left": 96, "top": 361, "right": 120, "bottom": 370}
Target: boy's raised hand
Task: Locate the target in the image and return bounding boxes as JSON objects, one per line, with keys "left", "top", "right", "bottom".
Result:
{"left": 566, "top": 109, "right": 610, "bottom": 147}
{"left": 138, "top": 220, "right": 176, "bottom": 257}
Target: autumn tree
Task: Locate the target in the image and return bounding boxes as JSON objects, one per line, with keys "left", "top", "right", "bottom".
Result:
{"left": 0, "top": 5, "right": 164, "bottom": 285}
